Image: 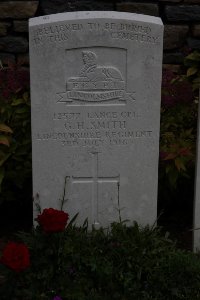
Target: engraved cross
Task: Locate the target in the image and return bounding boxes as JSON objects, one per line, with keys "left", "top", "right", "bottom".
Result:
{"left": 71, "top": 152, "right": 120, "bottom": 227}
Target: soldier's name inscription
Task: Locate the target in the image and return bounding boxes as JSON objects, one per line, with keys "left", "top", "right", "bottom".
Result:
{"left": 35, "top": 109, "right": 152, "bottom": 147}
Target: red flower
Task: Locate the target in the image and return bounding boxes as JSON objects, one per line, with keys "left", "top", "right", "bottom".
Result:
{"left": 37, "top": 208, "right": 69, "bottom": 233}
{"left": 0, "top": 242, "right": 30, "bottom": 272}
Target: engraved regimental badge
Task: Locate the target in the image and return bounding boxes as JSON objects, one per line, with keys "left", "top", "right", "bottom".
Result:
{"left": 57, "top": 51, "right": 135, "bottom": 105}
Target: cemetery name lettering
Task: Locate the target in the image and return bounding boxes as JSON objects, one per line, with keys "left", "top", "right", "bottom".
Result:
{"left": 32, "top": 21, "right": 160, "bottom": 46}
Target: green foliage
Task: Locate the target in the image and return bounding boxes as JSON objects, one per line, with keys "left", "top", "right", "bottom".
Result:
{"left": 160, "top": 69, "right": 197, "bottom": 189}
{"left": 0, "top": 65, "right": 31, "bottom": 203}
{"left": 184, "top": 50, "right": 200, "bottom": 90}
{"left": 1, "top": 220, "right": 200, "bottom": 300}
{"left": 159, "top": 104, "right": 197, "bottom": 188}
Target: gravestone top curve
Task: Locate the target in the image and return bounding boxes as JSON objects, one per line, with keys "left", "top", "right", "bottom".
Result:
{"left": 29, "top": 11, "right": 163, "bottom": 26}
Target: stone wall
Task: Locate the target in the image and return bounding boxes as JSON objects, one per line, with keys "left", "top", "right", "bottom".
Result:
{"left": 0, "top": 0, "right": 200, "bottom": 69}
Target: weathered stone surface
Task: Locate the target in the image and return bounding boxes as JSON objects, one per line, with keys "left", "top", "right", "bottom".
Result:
{"left": 116, "top": 2, "right": 159, "bottom": 16}
{"left": 192, "top": 25, "right": 200, "bottom": 38}
{"left": 40, "top": 0, "right": 114, "bottom": 15}
{"left": 187, "top": 37, "right": 200, "bottom": 50}
{"left": 0, "top": 53, "right": 15, "bottom": 65}
{"left": 29, "top": 11, "right": 163, "bottom": 228}
{"left": 164, "top": 25, "right": 189, "bottom": 50}
{"left": 14, "top": 21, "right": 28, "bottom": 32}
{"left": 165, "top": 5, "right": 200, "bottom": 21}
{"left": 0, "top": 1, "right": 38, "bottom": 18}
{"left": 0, "top": 36, "right": 28, "bottom": 53}
{"left": 163, "top": 52, "right": 184, "bottom": 64}
{"left": 0, "top": 22, "right": 11, "bottom": 36}
{"left": 17, "top": 54, "right": 29, "bottom": 65}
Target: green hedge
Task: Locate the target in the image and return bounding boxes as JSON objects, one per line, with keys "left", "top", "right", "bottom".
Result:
{"left": 1, "top": 217, "right": 200, "bottom": 300}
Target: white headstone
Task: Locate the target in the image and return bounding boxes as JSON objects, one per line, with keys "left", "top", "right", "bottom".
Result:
{"left": 194, "top": 90, "right": 200, "bottom": 251}
{"left": 29, "top": 11, "right": 163, "bottom": 228}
